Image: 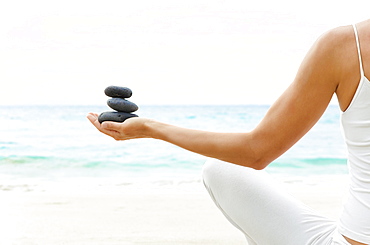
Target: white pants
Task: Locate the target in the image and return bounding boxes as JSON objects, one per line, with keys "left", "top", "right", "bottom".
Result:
{"left": 202, "top": 158, "right": 351, "bottom": 245}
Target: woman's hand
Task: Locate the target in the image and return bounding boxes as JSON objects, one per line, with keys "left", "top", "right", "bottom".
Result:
{"left": 86, "top": 113, "right": 150, "bottom": 141}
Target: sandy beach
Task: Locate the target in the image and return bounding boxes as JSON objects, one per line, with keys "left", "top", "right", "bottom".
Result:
{"left": 0, "top": 173, "right": 348, "bottom": 245}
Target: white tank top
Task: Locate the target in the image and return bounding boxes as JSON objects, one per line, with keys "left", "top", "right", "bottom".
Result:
{"left": 339, "top": 24, "right": 370, "bottom": 244}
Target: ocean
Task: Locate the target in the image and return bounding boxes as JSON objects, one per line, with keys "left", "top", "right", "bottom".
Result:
{"left": 0, "top": 105, "right": 348, "bottom": 191}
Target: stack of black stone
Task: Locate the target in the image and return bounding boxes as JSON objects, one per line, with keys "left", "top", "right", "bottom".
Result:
{"left": 98, "top": 86, "right": 139, "bottom": 123}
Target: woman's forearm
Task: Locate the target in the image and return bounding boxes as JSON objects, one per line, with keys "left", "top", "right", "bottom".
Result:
{"left": 142, "top": 120, "right": 263, "bottom": 169}
{"left": 88, "top": 112, "right": 277, "bottom": 170}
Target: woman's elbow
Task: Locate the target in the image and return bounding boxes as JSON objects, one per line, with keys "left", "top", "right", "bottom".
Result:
{"left": 238, "top": 150, "right": 272, "bottom": 170}
{"left": 233, "top": 133, "right": 276, "bottom": 170}
{"left": 247, "top": 157, "right": 271, "bottom": 170}
{"left": 253, "top": 158, "right": 271, "bottom": 170}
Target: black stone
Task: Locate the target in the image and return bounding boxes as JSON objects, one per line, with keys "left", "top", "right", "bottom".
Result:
{"left": 98, "top": 111, "right": 138, "bottom": 123}
{"left": 107, "top": 98, "right": 138, "bottom": 112}
{"left": 104, "top": 86, "right": 132, "bottom": 98}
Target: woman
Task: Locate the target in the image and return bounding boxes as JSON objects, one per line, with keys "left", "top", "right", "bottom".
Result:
{"left": 87, "top": 20, "right": 370, "bottom": 245}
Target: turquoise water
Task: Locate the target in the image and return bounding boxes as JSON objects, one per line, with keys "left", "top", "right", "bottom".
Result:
{"left": 0, "top": 105, "right": 348, "bottom": 184}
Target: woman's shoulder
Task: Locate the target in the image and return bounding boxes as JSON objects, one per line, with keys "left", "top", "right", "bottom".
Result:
{"left": 318, "top": 20, "right": 370, "bottom": 54}
{"left": 302, "top": 24, "right": 355, "bottom": 83}
{"left": 315, "top": 24, "right": 354, "bottom": 54}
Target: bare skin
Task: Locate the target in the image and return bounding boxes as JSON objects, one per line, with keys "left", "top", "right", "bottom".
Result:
{"left": 88, "top": 20, "right": 370, "bottom": 245}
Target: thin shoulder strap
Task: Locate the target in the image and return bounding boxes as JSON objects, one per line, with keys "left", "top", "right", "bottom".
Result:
{"left": 353, "top": 24, "right": 365, "bottom": 77}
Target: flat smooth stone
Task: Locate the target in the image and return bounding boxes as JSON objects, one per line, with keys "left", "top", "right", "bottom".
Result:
{"left": 107, "top": 98, "right": 138, "bottom": 112}
{"left": 98, "top": 111, "right": 138, "bottom": 123}
{"left": 104, "top": 86, "right": 132, "bottom": 98}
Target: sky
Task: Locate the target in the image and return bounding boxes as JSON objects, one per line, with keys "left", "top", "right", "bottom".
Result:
{"left": 0, "top": 0, "right": 369, "bottom": 106}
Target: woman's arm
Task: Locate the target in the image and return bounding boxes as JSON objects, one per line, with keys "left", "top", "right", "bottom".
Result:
{"left": 87, "top": 29, "right": 341, "bottom": 170}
